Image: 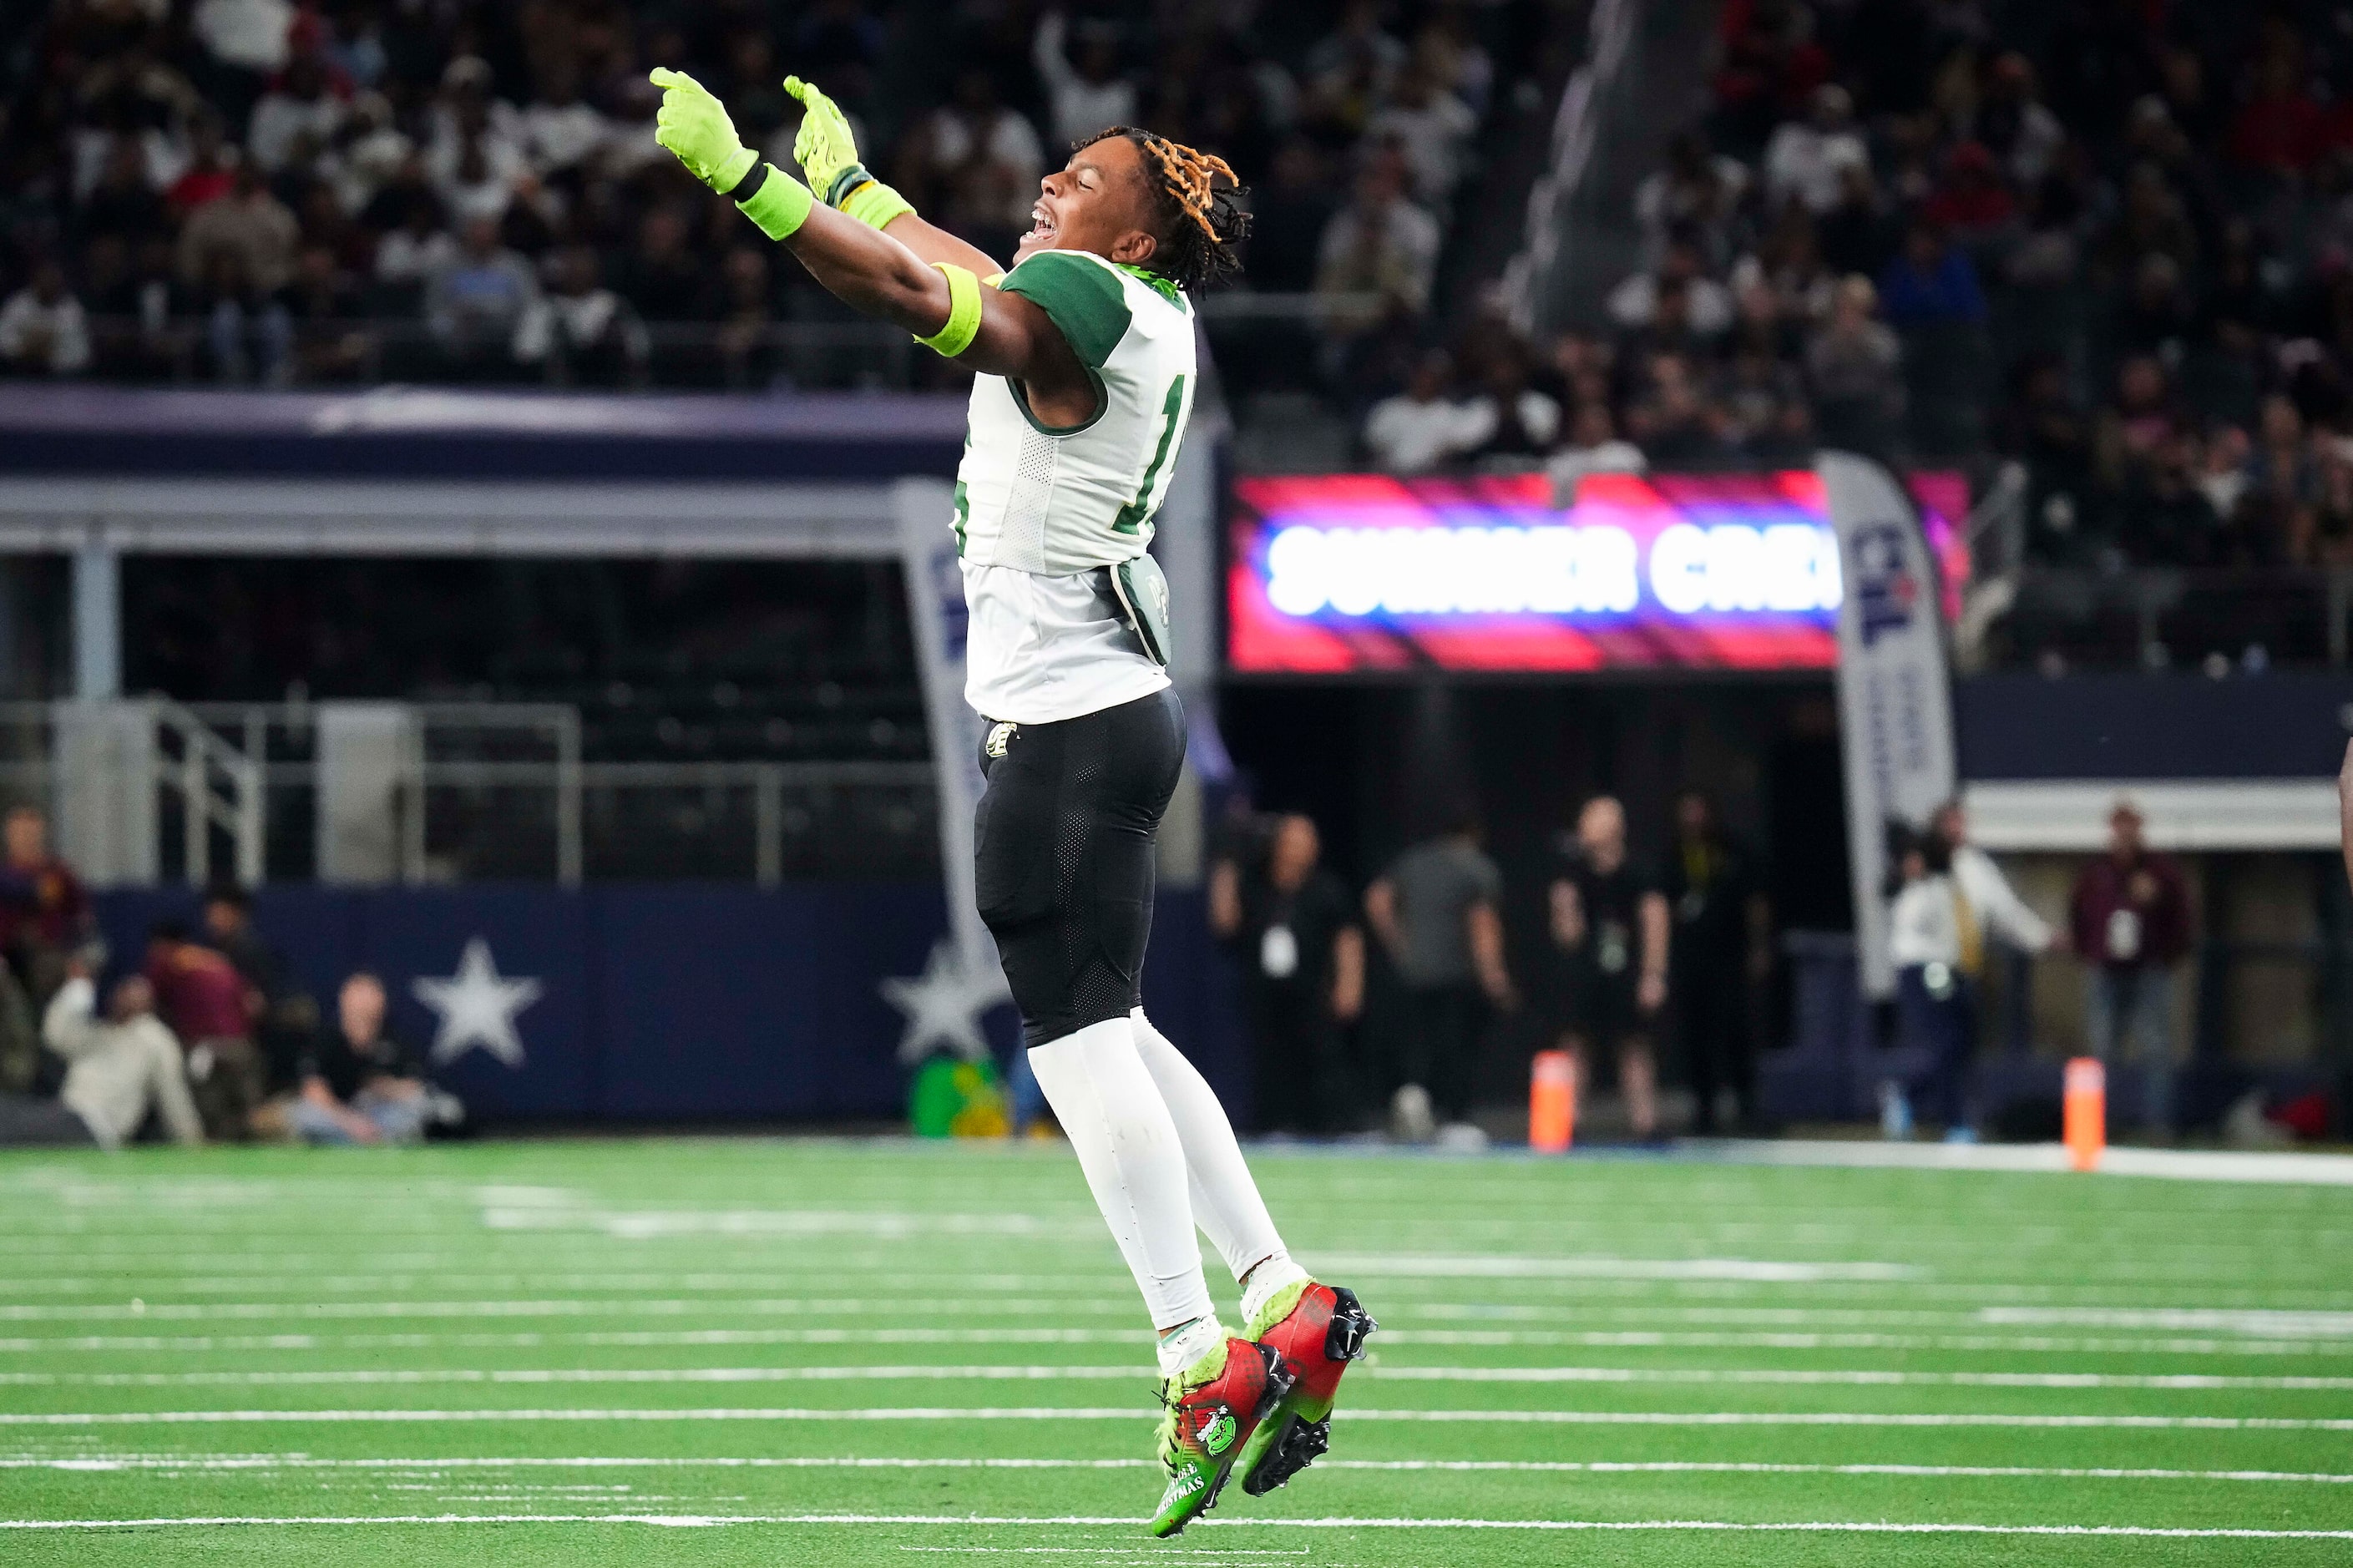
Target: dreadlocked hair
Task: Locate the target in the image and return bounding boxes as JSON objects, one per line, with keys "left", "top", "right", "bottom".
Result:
{"left": 1074, "top": 126, "right": 1252, "bottom": 292}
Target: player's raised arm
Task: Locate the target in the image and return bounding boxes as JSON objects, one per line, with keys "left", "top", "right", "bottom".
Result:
{"left": 650, "top": 68, "right": 1088, "bottom": 407}
{"left": 783, "top": 77, "right": 1006, "bottom": 280}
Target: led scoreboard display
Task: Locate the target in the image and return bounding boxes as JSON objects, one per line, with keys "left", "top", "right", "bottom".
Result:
{"left": 1225, "top": 469, "right": 1969, "bottom": 674}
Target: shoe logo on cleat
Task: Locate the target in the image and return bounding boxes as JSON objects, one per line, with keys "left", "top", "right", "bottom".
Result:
{"left": 1197, "top": 1411, "right": 1237, "bottom": 1454}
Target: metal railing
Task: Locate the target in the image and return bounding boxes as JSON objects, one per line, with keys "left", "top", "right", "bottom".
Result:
{"left": 0, "top": 699, "right": 935, "bottom": 886}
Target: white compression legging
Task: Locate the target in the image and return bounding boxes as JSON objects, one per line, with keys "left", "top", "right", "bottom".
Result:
{"left": 1025, "top": 1009, "right": 1288, "bottom": 1329}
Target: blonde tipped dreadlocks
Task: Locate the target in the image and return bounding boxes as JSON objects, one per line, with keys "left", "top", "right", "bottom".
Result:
{"left": 1075, "top": 126, "right": 1252, "bottom": 291}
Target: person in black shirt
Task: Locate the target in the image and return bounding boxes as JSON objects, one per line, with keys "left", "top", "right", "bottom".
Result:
{"left": 1545, "top": 797, "right": 1668, "bottom": 1140}
{"left": 1662, "top": 791, "right": 1770, "bottom": 1136}
{"left": 1211, "top": 814, "right": 1364, "bottom": 1134}
{"left": 289, "top": 973, "right": 431, "bottom": 1146}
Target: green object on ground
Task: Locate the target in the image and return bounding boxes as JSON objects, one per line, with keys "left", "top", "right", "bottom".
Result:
{"left": 907, "top": 1054, "right": 1009, "bottom": 1138}
{"left": 0, "top": 1138, "right": 2348, "bottom": 1565}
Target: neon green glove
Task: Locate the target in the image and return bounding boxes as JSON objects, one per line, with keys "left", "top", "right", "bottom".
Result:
{"left": 784, "top": 75, "right": 863, "bottom": 203}
{"left": 785, "top": 74, "right": 915, "bottom": 230}
{"left": 650, "top": 67, "right": 758, "bottom": 194}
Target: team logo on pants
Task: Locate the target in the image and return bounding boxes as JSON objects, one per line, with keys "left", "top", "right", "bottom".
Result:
{"left": 984, "top": 721, "right": 1019, "bottom": 757}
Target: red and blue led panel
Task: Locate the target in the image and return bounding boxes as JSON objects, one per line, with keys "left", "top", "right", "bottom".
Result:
{"left": 1225, "top": 470, "right": 1970, "bottom": 674}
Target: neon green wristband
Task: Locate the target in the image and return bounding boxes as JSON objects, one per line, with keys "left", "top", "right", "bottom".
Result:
{"left": 915, "top": 263, "right": 983, "bottom": 358}
{"left": 736, "top": 164, "right": 813, "bottom": 240}
{"left": 841, "top": 177, "right": 916, "bottom": 232}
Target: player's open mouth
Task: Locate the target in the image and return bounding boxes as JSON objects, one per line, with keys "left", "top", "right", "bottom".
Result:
{"left": 1028, "top": 205, "right": 1056, "bottom": 240}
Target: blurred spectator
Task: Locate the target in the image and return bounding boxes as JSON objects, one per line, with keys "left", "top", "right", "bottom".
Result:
{"left": 1546, "top": 402, "right": 1647, "bottom": 503}
{"left": 1362, "top": 350, "right": 1472, "bottom": 473}
{"left": 901, "top": 71, "right": 1042, "bottom": 257}
{"left": 1877, "top": 223, "right": 1986, "bottom": 326}
{"left": 0, "top": 807, "right": 92, "bottom": 1009}
{"left": 1245, "top": 139, "right": 1338, "bottom": 292}
{"left": 1364, "top": 812, "right": 1511, "bottom": 1146}
{"left": 144, "top": 918, "right": 265, "bottom": 1141}
{"left": 1763, "top": 83, "right": 1866, "bottom": 217}
{"left": 1209, "top": 814, "right": 1364, "bottom": 1136}
{"left": 1977, "top": 53, "right": 2064, "bottom": 188}
{"left": 517, "top": 245, "right": 648, "bottom": 387}
{"left": 1637, "top": 131, "right": 1749, "bottom": 271}
{"left": 0, "top": 262, "right": 93, "bottom": 377}
{"left": 519, "top": 58, "right": 612, "bottom": 175}
{"left": 1607, "top": 239, "right": 1734, "bottom": 338}
{"left": 2068, "top": 801, "right": 2191, "bottom": 1133}
{"left": 1933, "top": 799, "right": 2057, "bottom": 964}
{"left": 1544, "top": 797, "right": 1667, "bottom": 1142}
{"left": 41, "top": 960, "right": 205, "bottom": 1150}
{"left": 246, "top": 49, "right": 346, "bottom": 173}
{"left": 291, "top": 972, "right": 432, "bottom": 1145}
{"left": 1455, "top": 346, "right": 1560, "bottom": 468}
{"left": 284, "top": 245, "right": 367, "bottom": 381}
{"left": 1886, "top": 824, "right": 1976, "bottom": 1140}
{"left": 1367, "top": 63, "right": 1477, "bottom": 207}
{"left": 372, "top": 185, "right": 457, "bottom": 313}
{"left": 615, "top": 206, "right": 705, "bottom": 321}
{"left": 1664, "top": 790, "right": 1769, "bottom": 1136}
{"left": 200, "top": 883, "right": 315, "bottom": 1094}
{"left": 177, "top": 159, "right": 296, "bottom": 295}
{"left": 1315, "top": 146, "right": 1440, "bottom": 318}
{"left": 1033, "top": 12, "right": 1134, "bottom": 149}
{"left": 1804, "top": 276, "right": 1902, "bottom": 450}
{"left": 1921, "top": 143, "right": 2016, "bottom": 250}
{"left": 424, "top": 215, "right": 539, "bottom": 378}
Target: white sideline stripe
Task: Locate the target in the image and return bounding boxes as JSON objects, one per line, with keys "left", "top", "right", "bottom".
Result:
{"left": 8, "top": 1363, "right": 2351, "bottom": 1392}
{"left": 9, "top": 1455, "right": 2350, "bottom": 1485}
{"left": 1706, "top": 1136, "right": 2353, "bottom": 1186}
{"left": 1983, "top": 1307, "right": 2353, "bottom": 1336}
{"left": 3, "top": 1408, "right": 2348, "bottom": 1430}
{"left": 3, "top": 1512, "right": 2350, "bottom": 1539}
{"left": 1307, "top": 1256, "right": 1921, "bottom": 1282}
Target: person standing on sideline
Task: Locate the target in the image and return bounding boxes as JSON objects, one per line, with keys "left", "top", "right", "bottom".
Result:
{"left": 2068, "top": 801, "right": 2191, "bottom": 1134}
{"left": 1364, "top": 812, "right": 1513, "bottom": 1144}
{"left": 1210, "top": 814, "right": 1364, "bottom": 1134}
{"left": 1931, "top": 799, "right": 2058, "bottom": 969}
{"left": 1662, "top": 790, "right": 1771, "bottom": 1135}
{"left": 1888, "top": 826, "right": 1978, "bottom": 1139}
{"left": 1546, "top": 797, "right": 1669, "bottom": 1141}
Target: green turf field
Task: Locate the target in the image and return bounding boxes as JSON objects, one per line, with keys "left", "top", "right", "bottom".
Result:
{"left": 0, "top": 1139, "right": 2348, "bottom": 1565}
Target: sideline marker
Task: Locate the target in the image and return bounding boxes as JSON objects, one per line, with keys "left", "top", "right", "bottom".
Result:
{"left": 1531, "top": 1050, "right": 1576, "bottom": 1152}
{"left": 2064, "top": 1057, "right": 2106, "bottom": 1171}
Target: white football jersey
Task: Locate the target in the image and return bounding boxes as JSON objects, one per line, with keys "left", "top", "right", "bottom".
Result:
{"left": 954, "top": 249, "right": 1195, "bottom": 722}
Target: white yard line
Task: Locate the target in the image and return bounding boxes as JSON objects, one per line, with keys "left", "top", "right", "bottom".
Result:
{"left": 2, "top": 1512, "right": 2350, "bottom": 1539}
{"left": 2, "top": 1407, "right": 2347, "bottom": 1429}
{"left": 5, "top": 1363, "right": 2351, "bottom": 1391}
{"left": 7, "top": 1328, "right": 2353, "bottom": 1358}
{"left": 7, "top": 1454, "right": 2349, "bottom": 1485}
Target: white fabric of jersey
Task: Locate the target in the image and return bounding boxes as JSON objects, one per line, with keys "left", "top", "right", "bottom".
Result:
{"left": 956, "top": 249, "right": 1195, "bottom": 723}
{"left": 960, "top": 562, "right": 1168, "bottom": 724}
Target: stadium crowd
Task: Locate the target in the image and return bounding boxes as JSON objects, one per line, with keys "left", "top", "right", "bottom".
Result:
{"left": 0, "top": 0, "right": 1536, "bottom": 389}
{"left": 0, "top": 802, "right": 452, "bottom": 1147}
{"left": 1353, "top": 2, "right": 2353, "bottom": 575}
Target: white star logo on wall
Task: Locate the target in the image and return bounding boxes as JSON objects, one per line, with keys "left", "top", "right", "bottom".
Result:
{"left": 413, "top": 938, "right": 544, "bottom": 1069}
{"left": 880, "top": 939, "right": 1009, "bottom": 1065}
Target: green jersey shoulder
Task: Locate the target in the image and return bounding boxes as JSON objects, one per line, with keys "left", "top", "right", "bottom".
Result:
{"left": 954, "top": 250, "right": 1196, "bottom": 575}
